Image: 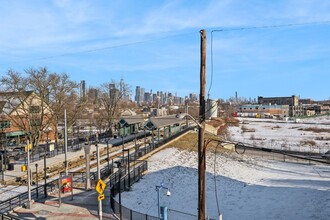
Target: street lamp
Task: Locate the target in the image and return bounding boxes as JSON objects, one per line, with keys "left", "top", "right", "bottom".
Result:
{"left": 176, "top": 113, "right": 202, "bottom": 128}
{"left": 114, "top": 161, "right": 123, "bottom": 220}
{"left": 35, "top": 163, "right": 38, "bottom": 198}
{"left": 44, "top": 127, "right": 51, "bottom": 198}
{"left": 156, "top": 183, "right": 171, "bottom": 220}
{"left": 26, "top": 139, "right": 32, "bottom": 209}
{"left": 43, "top": 153, "right": 48, "bottom": 198}
{"left": 106, "top": 140, "right": 110, "bottom": 171}
{"left": 122, "top": 148, "right": 130, "bottom": 188}
{"left": 121, "top": 135, "right": 124, "bottom": 160}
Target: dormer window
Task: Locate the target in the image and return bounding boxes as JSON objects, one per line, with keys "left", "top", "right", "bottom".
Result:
{"left": 30, "top": 106, "right": 40, "bottom": 113}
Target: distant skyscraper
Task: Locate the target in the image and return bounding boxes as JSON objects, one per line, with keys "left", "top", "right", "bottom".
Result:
{"left": 140, "top": 88, "right": 145, "bottom": 103}
{"left": 109, "top": 83, "right": 116, "bottom": 99}
{"left": 189, "top": 93, "right": 197, "bottom": 102}
{"left": 80, "top": 80, "right": 86, "bottom": 100}
{"left": 135, "top": 86, "right": 141, "bottom": 103}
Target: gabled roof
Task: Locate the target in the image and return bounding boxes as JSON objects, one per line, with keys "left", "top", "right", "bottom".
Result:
{"left": 118, "top": 115, "right": 145, "bottom": 126}
{"left": 144, "top": 115, "right": 185, "bottom": 129}
{"left": 121, "top": 109, "right": 137, "bottom": 116}
{"left": 0, "top": 91, "right": 43, "bottom": 115}
{"left": 0, "top": 101, "right": 6, "bottom": 115}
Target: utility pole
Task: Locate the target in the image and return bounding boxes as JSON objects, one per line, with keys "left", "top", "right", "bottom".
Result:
{"left": 27, "top": 139, "right": 32, "bottom": 209}
{"left": 185, "top": 100, "right": 189, "bottom": 128}
{"left": 84, "top": 141, "right": 91, "bottom": 190}
{"left": 198, "top": 29, "right": 206, "bottom": 220}
{"left": 96, "top": 133, "right": 102, "bottom": 220}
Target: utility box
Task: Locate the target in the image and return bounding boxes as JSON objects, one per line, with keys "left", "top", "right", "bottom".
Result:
{"left": 160, "top": 206, "right": 168, "bottom": 220}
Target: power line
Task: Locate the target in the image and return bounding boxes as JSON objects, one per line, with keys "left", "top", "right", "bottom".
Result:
{"left": 210, "top": 20, "right": 330, "bottom": 33}
{"left": 208, "top": 20, "right": 330, "bottom": 98}
{"left": 14, "top": 31, "right": 198, "bottom": 63}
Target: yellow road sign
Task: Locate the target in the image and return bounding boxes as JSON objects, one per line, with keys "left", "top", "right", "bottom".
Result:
{"left": 95, "top": 179, "right": 106, "bottom": 194}
{"left": 24, "top": 144, "right": 33, "bottom": 152}
{"left": 98, "top": 193, "right": 105, "bottom": 201}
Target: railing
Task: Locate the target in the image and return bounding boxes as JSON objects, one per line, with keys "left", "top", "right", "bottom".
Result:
{"left": 0, "top": 127, "right": 193, "bottom": 219}
{"left": 0, "top": 178, "right": 58, "bottom": 213}
{"left": 109, "top": 127, "right": 196, "bottom": 220}
{"left": 0, "top": 213, "right": 21, "bottom": 220}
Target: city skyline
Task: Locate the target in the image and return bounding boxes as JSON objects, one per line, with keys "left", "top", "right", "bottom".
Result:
{"left": 1, "top": 1, "right": 330, "bottom": 100}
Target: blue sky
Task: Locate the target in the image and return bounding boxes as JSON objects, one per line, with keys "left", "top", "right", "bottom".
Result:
{"left": 0, "top": 0, "right": 330, "bottom": 101}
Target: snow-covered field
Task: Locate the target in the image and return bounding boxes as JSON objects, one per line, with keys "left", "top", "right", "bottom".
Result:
{"left": 120, "top": 117, "right": 330, "bottom": 220}
{"left": 227, "top": 117, "right": 330, "bottom": 153}
{"left": 120, "top": 148, "right": 330, "bottom": 220}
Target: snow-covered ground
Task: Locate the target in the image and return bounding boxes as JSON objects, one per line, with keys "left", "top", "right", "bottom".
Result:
{"left": 122, "top": 119, "right": 330, "bottom": 220}
{"left": 227, "top": 117, "right": 330, "bottom": 153}
{"left": 120, "top": 147, "right": 330, "bottom": 220}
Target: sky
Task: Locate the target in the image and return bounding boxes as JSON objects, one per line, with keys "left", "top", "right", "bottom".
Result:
{"left": 0, "top": 0, "right": 330, "bottom": 101}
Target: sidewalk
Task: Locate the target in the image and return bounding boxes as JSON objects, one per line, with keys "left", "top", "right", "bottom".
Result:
{"left": 10, "top": 184, "right": 118, "bottom": 220}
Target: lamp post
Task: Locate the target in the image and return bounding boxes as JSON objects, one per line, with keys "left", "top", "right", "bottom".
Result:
{"left": 84, "top": 140, "right": 91, "bottom": 190}
{"left": 44, "top": 128, "right": 51, "bottom": 198}
{"left": 96, "top": 134, "right": 103, "bottom": 220}
{"left": 134, "top": 132, "right": 137, "bottom": 149}
{"left": 35, "top": 163, "right": 38, "bottom": 198}
{"left": 122, "top": 148, "right": 130, "bottom": 188}
{"left": 114, "top": 161, "right": 122, "bottom": 220}
{"left": 106, "top": 140, "right": 110, "bottom": 171}
{"left": 156, "top": 183, "right": 171, "bottom": 220}
{"left": 144, "top": 128, "right": 146, "bottom": 154}
{"left": 0, "top": 125, "right": 8, "bottom": 181}
{"left": 121, "top": 135, "right": 124, "bottom": 161}
{"left": 27, "top": 139, "right": 32, "bottom": 209}
{"left": 43, "top": 152, "right": 48, "bottom": 198}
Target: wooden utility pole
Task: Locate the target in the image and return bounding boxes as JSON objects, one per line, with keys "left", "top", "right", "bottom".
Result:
{"left": 198, "top": 29, "right": 206, "bottom": 220}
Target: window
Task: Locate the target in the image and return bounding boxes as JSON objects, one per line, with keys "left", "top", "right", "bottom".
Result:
{"left": 30, "top": 106, "right": 41, "bottom": 113}
{"left": 30, "top": 119, "right": 41, "bottom": 126}
{"left": 0, "top": 120, "right": 11, "bottom": 129}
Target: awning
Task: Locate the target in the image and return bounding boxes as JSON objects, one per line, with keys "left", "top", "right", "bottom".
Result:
{"left": 5, "top": 131, "right": 26, "bottom": 137}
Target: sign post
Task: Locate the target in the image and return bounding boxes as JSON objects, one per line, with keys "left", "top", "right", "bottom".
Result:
{"left": 95, "top": 179, "right": 106, "bottom": 220}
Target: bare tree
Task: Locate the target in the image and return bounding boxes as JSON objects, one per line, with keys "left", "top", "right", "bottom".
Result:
{"left": 0, "top": 69, "right": 51, "bottom": 148}
{"left": 46, "top": 70, "right": 80, "bottom": 145}
{"left": 0, "top": 67, "right": 80, "bottom": 151}
{"left": 98, "top": 79, "right": 131, "bottom": 136}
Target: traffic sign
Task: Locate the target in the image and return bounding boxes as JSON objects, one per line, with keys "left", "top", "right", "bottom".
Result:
{"left": 98, "top": 193, "right": 105, "bottom": 201}
{"left": 95, "top": 179, "right": 106, "bottom": 194}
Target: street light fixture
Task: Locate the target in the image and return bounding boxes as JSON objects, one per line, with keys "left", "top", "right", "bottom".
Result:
{"left": 122, "top": 148, "right": 130, "bottom": 189}
{"left": 106, "top": 140, "right": 110, "bottom": 172}
{"left": 44, "top": 127, "right": 51, "bottom": 198}
{"left": 156, "top": 183, "right": 171, "bottom": 220}
{"left": 176, "top": 113, "right": 202, "bottom": 128}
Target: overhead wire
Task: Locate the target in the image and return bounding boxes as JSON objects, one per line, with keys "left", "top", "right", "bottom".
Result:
{"left": 207, "top": 20, "right": 330, "bottom": 100}
{"left": 13, "top": 30, "right": 198, "bottom": 63}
